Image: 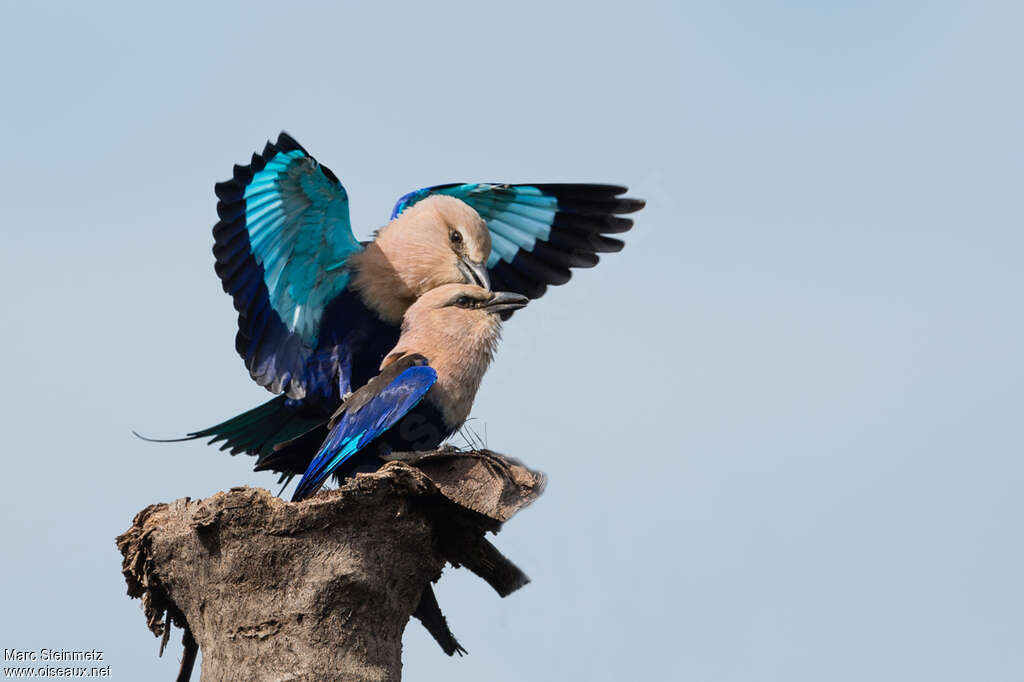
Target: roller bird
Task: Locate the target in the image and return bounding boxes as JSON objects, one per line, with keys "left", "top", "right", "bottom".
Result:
{"left": 288, "top": 283, "right": 528, "bottom": 656}
{"left": 142, "top": 132, "right": 643, "bottom": 483}
{"left": 289, "top": 283, "right": 527, "bottom": 499}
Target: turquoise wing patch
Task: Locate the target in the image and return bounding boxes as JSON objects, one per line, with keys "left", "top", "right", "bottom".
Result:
{"left": 213, "top": 133, "right": 363, "bottom": 398}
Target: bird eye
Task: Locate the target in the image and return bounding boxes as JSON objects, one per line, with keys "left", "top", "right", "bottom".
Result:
{"left": 454, "top": 295, "right": 473, "bottom": 307}
{"left": 450, "top": 230, "right": 463, "bottom": 244}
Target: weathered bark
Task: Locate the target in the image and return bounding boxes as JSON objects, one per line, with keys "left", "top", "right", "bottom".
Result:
{"left": 117, "top": 449, "right": 544, "bottom": 681}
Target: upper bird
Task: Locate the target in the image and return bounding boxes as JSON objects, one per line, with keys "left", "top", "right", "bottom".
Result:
{"left": 176, "top": 132, "right": 643, "bottom": 480}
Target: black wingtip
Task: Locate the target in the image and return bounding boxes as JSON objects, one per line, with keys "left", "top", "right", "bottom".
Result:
{"left": 275, "top": 131, "right": 307, "bottom": 154}
{"left": 617, "top": 197, "right": 646, "bottom": 214}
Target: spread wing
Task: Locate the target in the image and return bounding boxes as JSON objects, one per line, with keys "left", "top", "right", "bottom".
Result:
{"left": 291, "top": 357, "right": 437, "bottom": 501}
{"left": 213, "top": 132, "right": 363, "bottom": 399}
{"left": 391, "top": 184, "right": 644, "bottom": 299}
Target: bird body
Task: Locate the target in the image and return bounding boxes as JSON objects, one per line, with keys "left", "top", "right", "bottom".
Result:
{"left": 156, "top": 132, "right": 642, "bottom": 483}
{"left": 288, "top": 284, "right": 527, "bottom": 501}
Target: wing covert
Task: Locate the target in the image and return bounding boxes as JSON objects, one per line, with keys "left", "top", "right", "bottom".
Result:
{"left": 291, "top": 358, "right": 437, "bottom": 500}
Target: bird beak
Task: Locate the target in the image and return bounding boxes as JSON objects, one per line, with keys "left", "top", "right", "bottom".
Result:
{"left": 484, "top": 290, "right": 529, "bottom": 314}
{"left": 458, "top": 257, "right": 491, "bottom": 291}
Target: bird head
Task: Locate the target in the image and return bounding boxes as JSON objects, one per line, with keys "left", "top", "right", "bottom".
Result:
{"left": 385, "top": 283, "right": 527, "bottom": 426}
{"left": 395, "top": 195, "right": 491, "bottom": 287}
{"left": 393, "top": 194, "right": 489, "bottom": 272}
{"left": 353, "top": 196, "right": 493, "bottom": 323}
{"left": 397, "top": 284, "right": 527, "bottom": 347}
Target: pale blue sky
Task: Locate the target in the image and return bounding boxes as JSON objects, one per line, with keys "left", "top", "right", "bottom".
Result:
{"left": 1, "top": 1, "right": 1022, "bottom": 680}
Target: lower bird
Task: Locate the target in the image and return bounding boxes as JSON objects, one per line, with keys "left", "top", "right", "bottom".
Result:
{"left": 284, "top": 283, "right": 527, "bottom": 656}
{"left": 287, "top": 283, "right": 528, "bottom": 500}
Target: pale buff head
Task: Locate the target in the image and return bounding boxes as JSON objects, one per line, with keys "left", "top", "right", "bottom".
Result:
{"left": 383, "top": 284, "right": 528, "bottom": 426}
{"left": 349, "top": 195, "right": 492, "bottom": 324}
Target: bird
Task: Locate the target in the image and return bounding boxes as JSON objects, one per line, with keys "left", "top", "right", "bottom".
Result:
{"left": 140, "top": 132, "right": 643, "bottom": 485}
{"left": 286, "top": 283, "right": 528, "bottom": 656}
{"left": 288, "top": 284, "right": 528, "bottom": 500}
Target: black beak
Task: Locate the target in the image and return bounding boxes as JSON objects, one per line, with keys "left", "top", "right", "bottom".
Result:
{"left": 458, "top": 258, "right": 491, "bottom": 291}
{"left": 484, "top": 290, "right": 529, "bottom": 314}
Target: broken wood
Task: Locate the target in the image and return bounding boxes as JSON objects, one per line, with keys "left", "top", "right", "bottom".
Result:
{"left": 117, "top": 449, "right": 544, "bottom": 681}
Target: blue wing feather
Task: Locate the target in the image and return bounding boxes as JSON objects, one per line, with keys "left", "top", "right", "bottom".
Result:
{"left": 213, "top": 133, "right": 364, "bottom": 399}
{"left": 390, "top": 183, "right": 644, "bottom": 300}
{"left": 291, "top": 365, "right": 438, "bottom": 501}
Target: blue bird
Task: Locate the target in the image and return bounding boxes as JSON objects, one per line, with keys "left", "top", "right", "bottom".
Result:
{"left": 289, "top": 283, "right": 527, "bottom": 501}
{"left": 147, "top": 132, "right": 643, "bottom": 484}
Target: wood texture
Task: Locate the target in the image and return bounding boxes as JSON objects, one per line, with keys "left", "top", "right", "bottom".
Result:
{"left": 117, "top": 450, "right": 544, "bottom": 681}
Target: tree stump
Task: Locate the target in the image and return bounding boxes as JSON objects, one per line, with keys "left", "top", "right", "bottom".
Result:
{"left": 116, "top": 449, "right": 544, "bottom": 681}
